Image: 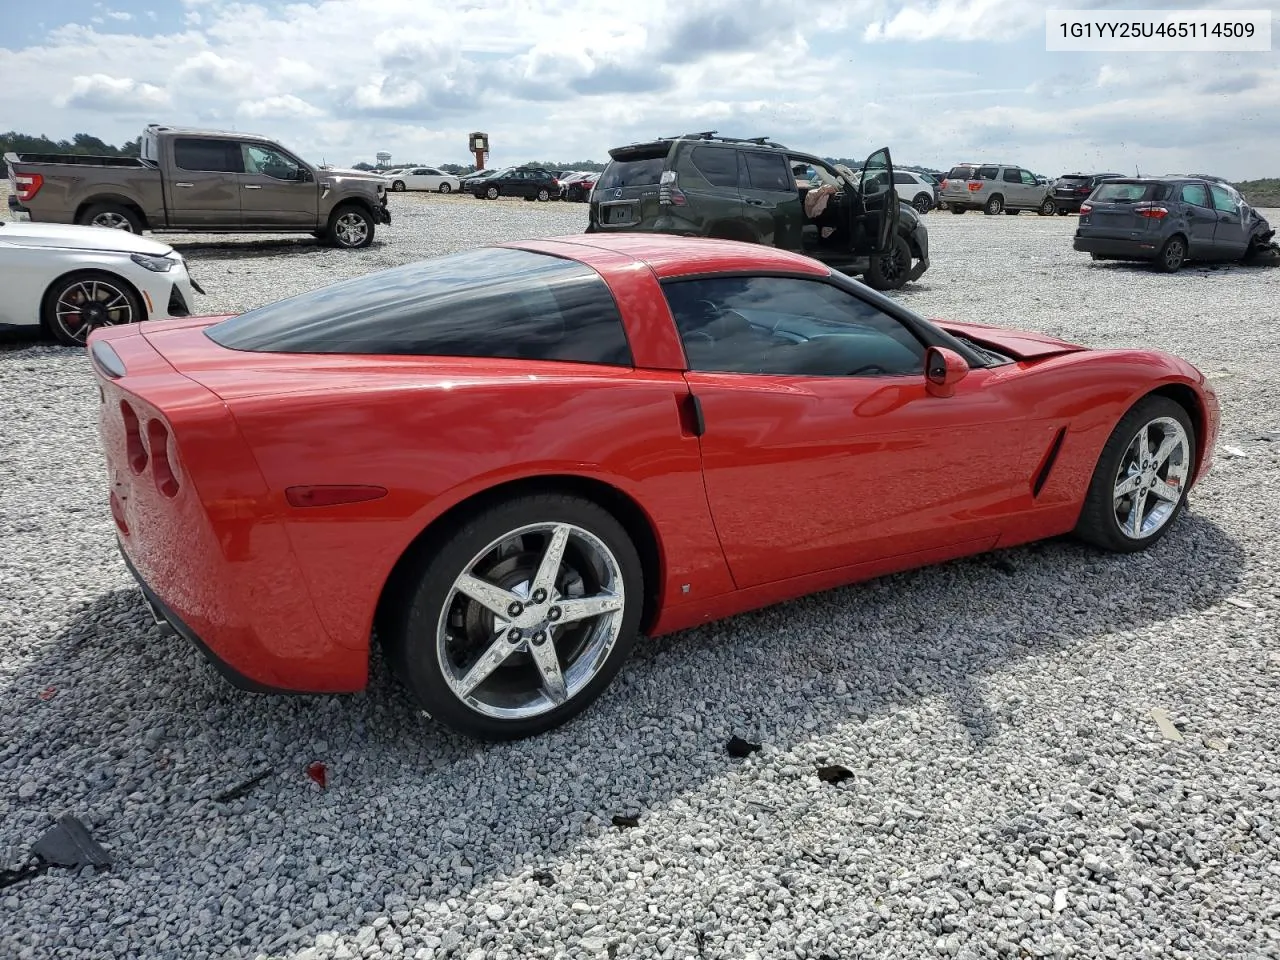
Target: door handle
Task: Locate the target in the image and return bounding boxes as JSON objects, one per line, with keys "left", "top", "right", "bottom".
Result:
{"left": 174, "top": 182, "right": 194, "bottom": 188}
{"left": 243, "top": 184, "right": 263, "bottom": 190}
{"left": 745, "top": 198, "right": 765, "bottom": 206}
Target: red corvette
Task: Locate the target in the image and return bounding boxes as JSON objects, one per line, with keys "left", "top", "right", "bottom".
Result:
{"left": 88, "top": 235, "right": 1219, "bottom": 740}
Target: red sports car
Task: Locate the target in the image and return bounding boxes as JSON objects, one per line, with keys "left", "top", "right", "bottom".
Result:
{"left": 88, "top": 235, "right": 1220, "bottom": 740}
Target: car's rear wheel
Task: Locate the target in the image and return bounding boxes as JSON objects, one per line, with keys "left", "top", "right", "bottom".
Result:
{"left": 325, "top": 204, "right": 375, "bottom": 248}
{"left": 865, "top": 234, "right": 912, "bottom": 291}
{"left": 383, "top": 494, "right": 644, "bottom": 740}
{"left": 77, "top": 203, "right": 144, "bottom": 234}
{"left": 438, "top": 183, "right": 452, "bottom": 194}
{"left": 984, "top": 195, "right": 1004, "bottom": 215}
{"left": 1156, "top": 236, "right": 1186, "bottom": 273}
{"left": 912, "top": 193, "right": 932, "bottom": 214}
{"left": 42, "top": 270, "right": 144, "bottom": 346}
{"left": 1075, "top": 397, "right": 1195, "bottom": 553}
{"left": 1038, "top": 198, "right": 1057, "bottom": 216}
{"left": 486, "top": 186, "right": 500, "bottom": 200}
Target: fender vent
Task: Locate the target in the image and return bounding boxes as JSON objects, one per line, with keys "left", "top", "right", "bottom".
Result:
{"left": 1032, "top": 427, "right": 1067, "bottom": 498}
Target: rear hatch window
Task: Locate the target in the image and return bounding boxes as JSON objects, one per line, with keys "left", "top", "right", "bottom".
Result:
{"left": 1092, "top": 182, "right": 1163, "bottom": 203}
{"left": 204, "top": 247, "right": 633, "bottom": 365}
{"left": 597, "top": 144, "right": 669, "bottom": 191}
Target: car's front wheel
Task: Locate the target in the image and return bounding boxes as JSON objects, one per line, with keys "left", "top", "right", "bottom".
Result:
{"left": 382, "top": 494, "right": 644, "bottom": 740}
{"left": 391, "top": 181, "right": 406, "bottom": 192}
{"left": 439, "top": 183, "right": 452, "bottom": 194}
{"left": 42, "top": 270, "right": 144, "bottom": 346}
{"left": 486, "top": 186, "right": 500, "bottom": 200}
{"left": 912, "top": 193, "right": 932, "bottom": 214}
{"left": 1075, "top": 396, "right": 1195, "bottom": 553}
{"left": 325, "top": 204, "right": 375, "bottom": 248}
{"left": 865, "top": 234, "right": 912, "bottom": 291}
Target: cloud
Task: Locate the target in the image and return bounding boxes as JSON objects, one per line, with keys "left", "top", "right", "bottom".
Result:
{"left": 239, "top": 94, "right": 325, "bottom": 120}
{"left": 170, "top": 50, "right": 245, "bottom": 89}
{"left": 106, "top": 10, "right": 133, "bottom": 20}
{"left": 56, "top": 74, "right": 171, "bottom": 112}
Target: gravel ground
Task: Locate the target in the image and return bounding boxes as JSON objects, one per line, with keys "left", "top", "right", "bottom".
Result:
{"left": 2, "top": 191, "right": 1279, "bottom": 960}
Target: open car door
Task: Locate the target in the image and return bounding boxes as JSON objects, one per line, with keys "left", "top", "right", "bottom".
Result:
{"left": 851, "top": 147, "right": 898, "bottom": 256}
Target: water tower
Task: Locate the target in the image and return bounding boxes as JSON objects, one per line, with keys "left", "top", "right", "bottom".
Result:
{"left": 376, "top": 151, "right": 391, "bottom": 169}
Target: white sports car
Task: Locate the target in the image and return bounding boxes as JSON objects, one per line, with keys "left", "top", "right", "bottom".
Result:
{"left": 0, "top": 221, "right": 202, "bottom": 346}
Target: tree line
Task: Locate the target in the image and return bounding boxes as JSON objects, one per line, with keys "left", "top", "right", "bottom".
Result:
{"left": 1, "top": 131, "right": 141, "bottom": 157}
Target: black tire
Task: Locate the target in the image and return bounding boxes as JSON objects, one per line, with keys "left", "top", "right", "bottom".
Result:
{"left": 41, "top": 269, "right": 145, "bottom": 346}
{"left": 391, "top": 181, "right": 406, "bottom": 192}
{"left": 485, "top": 185, "right": 500, "bottom": 200}
{"left": 984, "top": 195, "right": 1004, "bottom": 215}
{"left": 382, "top": 493, "right": 644, "bottom": 741}
{"left": 438, "top": 183, "right": 452, "bottom": 194}
{"left": 1038, "top": 198, "right": 1057, "bottom": 216}
{"left": 950, "top": 206, "right": 967, "bottom": 214}
{"left": 912, "top": 193, "right": 932, "bottom": 214}
{"left": 1074, "top": 396, "right": 1196, "bottom": 554}
{"left": 324, "top": 203, "right": 375, "bottom": 249}
{"left": 537, "top": 188, "right": 550, "bottom": 202}
{"left": 865, "top": 234, "right": 912, "bottom": 291}
{"left": 76, "top": 202, "right": 144, "bottom": 234}
{"left": 1155, "top": 235, "right": 1186, "bottom": 273}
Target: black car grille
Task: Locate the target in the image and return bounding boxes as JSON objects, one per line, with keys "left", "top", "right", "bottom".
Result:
{"left": 167, "top": 284, "right": 190, "bottom": 318}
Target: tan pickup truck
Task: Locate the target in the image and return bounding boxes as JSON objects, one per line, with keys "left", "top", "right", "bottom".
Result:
{"left": 6, "top": 123, "right": 391, "bottom": 248}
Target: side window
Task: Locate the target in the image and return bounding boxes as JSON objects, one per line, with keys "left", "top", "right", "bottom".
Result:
{"left": 1002, "top": 168, "right": 1021, "bottom": 183}
{"left": 893, "top": 172, "right": 914, "bottom": 185}
{"left": 741, "top": 151, "right": 794, "bottom": 193}
{"left": 1180, "top": 184, "right": 1211, "bottom": 208}
{"left": 242, "top": 144, "right": 303, "bottom": 181}
{"left": 975, "top": 166, "right": 999, "bottom": 181}
{"left": 662, "top": 276, "right": 926, "bottom": 377}
{"left": 174, "top": 138, "right": 242, "bottom": 174}
{"left": 1209, "top": 184, "right": 1240, "bottom": 215}
{"left": 690, "top": 147, "right": 741, "bottom": 188}
{"left": 1020, "top": 170, "right": 1038, "bottom": 185}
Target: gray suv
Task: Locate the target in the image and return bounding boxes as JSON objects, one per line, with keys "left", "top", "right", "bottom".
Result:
{"left": 940, "top": 163, "right": 1057, "bottom": 216}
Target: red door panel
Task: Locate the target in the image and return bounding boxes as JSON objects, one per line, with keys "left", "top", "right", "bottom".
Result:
{"left": 686, "top": 367, "right": 1034, "bottom": 588}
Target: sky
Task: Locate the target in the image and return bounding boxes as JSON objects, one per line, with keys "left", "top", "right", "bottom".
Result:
{"left": 1, "top": 0, "right": 1278, "bottom": 178}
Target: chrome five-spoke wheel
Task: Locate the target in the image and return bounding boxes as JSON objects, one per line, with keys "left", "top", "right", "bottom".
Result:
{"left": 1112, "top": 417, "right": 1190, "bottom": 539}
{"left": 384, "top": 494, "right": 643, "bottom": 740}
{"left": 1076, "top": 396, "right": 1196, "bottom": 553}
{"left": 439, "top": 522, "right": 625, "bottom": 720}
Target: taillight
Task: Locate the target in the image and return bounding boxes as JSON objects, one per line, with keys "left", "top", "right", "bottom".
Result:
{"left": 1077, "top": 186, "right": 1091, "bottom": 193}
{"left": 14, "top": 173, "right": 43, "bottom": 203}
{"left": 967, "top": 182, "right": 983, "bottom": 192}
{"left": 1135, "top": 205, "right": 1168, "bottom": 219}
{"left": 659, "top": 171, "right": 687, "bottom": 206}
{"left": 1079, "top": 202, "right": 1092, "bottom": 216}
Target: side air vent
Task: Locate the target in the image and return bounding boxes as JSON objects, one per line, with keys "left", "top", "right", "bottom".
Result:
{"left": 121, "top": 401, "right": 148, "bottom": 474}
{"left": 1032, "top": 427, "right": 1068, "bottom": 498}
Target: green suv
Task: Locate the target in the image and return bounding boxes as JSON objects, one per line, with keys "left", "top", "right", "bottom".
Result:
{"left": 585, "top": 132, "right": 928, "bottom": 290}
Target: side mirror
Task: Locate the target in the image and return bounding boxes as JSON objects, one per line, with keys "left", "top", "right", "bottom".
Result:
{"left": 924, "top": 346, "right": 969, "bottom": 398}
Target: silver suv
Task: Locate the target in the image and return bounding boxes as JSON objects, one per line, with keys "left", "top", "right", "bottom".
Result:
{"left": 940, "top": 163, "right": 1057, "bottom": 216}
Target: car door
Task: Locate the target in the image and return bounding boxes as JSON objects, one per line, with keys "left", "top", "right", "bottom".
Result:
{"left": 893, "top": 171, "right": 917, "bottom": 204}
{"left": 999, "top": 167, "right": 1026, "bottom": 208}
{"left": 237, "top": 143, "right": 320, "bottom": 228}
{"left": 676, "top": 145, "right": 745, "bottom": 236}
{"left": 664, "top": 273, "right": 1033, "bottom": 588}
{"left": 851, "top": 148, "right": 898, "bottom": 256}
{"left": 737, "top": 149, "right": 804, "bottom": 250}
{"left": 1177, "top": 182, "right": 1218, "bottom": 258}
{"left": 1018, "top": 169, "right": 1043, "bottom": 207}
{"left": 168, "top": 137, "right": 243, "bottom": 228}
{"left": 1209, "top": 183, "right": 1251, "bottom": 259}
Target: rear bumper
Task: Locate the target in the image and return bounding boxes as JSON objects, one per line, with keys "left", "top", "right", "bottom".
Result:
{"left": 7, "top": 195, "right": 31, "bottom": 221}
{"left": 118, "top": 540, "right": 294, "bottom": 694}
{"left": 1073, "top": 235, "right": 1160, "bottom": 258}
{"left": 1054, "top": 196, "right": 1087, "bottom": 213}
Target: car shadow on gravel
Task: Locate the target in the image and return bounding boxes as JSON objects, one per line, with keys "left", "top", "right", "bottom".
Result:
{"left": 169, "top": 238, "right": 390, "bottom": 259}
{"left": 0, "top": 512, "right": 1243, "bottom": 958}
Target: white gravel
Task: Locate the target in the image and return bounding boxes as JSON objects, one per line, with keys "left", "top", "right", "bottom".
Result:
{"left": 2, "top": 192, "right": 1279, "bottom": 960}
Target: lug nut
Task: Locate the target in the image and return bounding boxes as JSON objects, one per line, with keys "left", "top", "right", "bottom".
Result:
{"left": 531, "top": 632, "right": 547, "bottom": 647}
{"left": 507, "top": 601, "right": 524, "bottom": 617}
{"left": 531, "top": 588, "right": 548, "bottom": 604}
{"left": 547, "top": 606, "right": 562, "bottom": 622}
{"left": 507, "top": 628, "right": 522, "bottom": 643}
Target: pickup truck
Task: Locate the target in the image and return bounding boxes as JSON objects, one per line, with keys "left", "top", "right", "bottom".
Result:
{"left": 5, "top": 124, "right": 391, "bottom": 249}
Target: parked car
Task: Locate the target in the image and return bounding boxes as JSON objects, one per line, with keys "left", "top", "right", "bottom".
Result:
{"left": 893, "top": 170, "right": 938, "bottom": 213}
{"left": 457, "top": 169, "right": 494, "bottom": 191}
{"left": 471, "top": 166, "right": 560, "bottom": 201}
{"left": 562, "top": 171, "right": 599, "bottom": 202}
{"left": 587, "top": 132, "right": 925, "bottom": 290}
{"left": 0, "top": 221, "right": 202, "bottom": 345}
{"left": 939, "top": 163, "right": 1058, "bottom": 216}
{"left": 386, "top": 167, "right": 461, "bottom": 194}
{"left": 90, "top": 234, "right": 1219, "bottom": 740}
{"left": 1052, "top": 172, "right": 1124, "bottom": 215}
{"left": 1073, "top": 177, "right": 1276, "bottom": 272}
{"left": 5, "top": 124, "right": 391, "bottom": 249}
